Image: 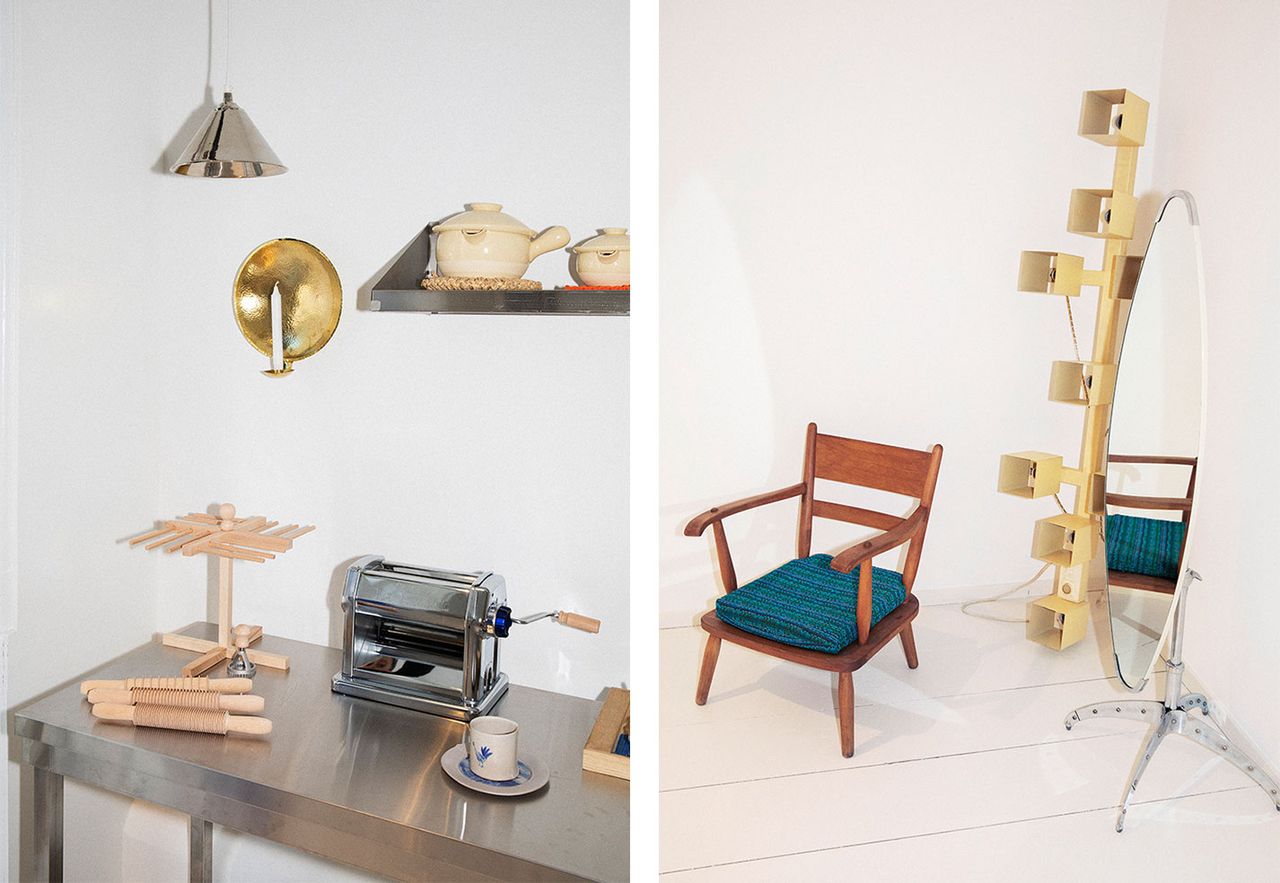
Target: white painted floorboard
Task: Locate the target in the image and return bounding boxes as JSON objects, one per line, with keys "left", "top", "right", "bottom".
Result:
{"left": 660, "top": 597, "right": 1279, "bottom": 878}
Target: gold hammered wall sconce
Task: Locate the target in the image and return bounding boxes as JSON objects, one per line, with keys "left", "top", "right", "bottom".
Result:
{"left": 232, "top": 239, "right": 342, "bottom": 376}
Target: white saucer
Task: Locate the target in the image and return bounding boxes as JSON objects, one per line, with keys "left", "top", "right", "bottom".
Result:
{"left": 440, "top": 743, "right": 550, "bottom": 796}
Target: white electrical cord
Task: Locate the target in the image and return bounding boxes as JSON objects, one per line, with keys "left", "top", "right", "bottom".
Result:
{"left": 222, "top": 0, "right": 232, "bottom": 94}
{"left": 960, "top": 562, "right": 1053, "bottom": 623}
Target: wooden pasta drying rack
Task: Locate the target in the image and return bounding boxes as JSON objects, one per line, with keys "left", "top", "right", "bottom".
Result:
{"left": 999, "top": 89, "right": 1149, "bottom": 650}
{"left": 130, "top": 503, "right": 314, "bottom": 675}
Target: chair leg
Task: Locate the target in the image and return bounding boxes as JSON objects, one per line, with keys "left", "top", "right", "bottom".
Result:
{"left": 900, "top": 624, "right": 919, "bottom": 669}
{"left": 695, "top": 635, "right": 721, "bottom": 705}
{"left": 837, "top": 672, "right": 855, "bottom": 757}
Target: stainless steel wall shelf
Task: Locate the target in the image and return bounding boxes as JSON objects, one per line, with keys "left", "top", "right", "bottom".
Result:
{"left": 370, "top": 226, "right": 630, "bottom": 316}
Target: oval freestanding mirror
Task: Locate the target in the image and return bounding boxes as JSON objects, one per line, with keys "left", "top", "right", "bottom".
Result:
{"left": 1105, "top": 191, "right": 1204, "bottom": 691}
{"left": 1065, "top": 191, "right": 1280, "bottom": 831}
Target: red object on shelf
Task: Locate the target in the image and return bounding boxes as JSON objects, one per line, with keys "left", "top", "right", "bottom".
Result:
{"left": 560, "top": 285, "right": 630, "bottom": 291}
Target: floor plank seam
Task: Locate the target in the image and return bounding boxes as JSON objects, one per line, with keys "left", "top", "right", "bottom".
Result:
{"left": 658, "top": 785, "right": 1255, "bottom": 875}
{"left": 661, "top": 731, "right": 1122, "bottom": 793}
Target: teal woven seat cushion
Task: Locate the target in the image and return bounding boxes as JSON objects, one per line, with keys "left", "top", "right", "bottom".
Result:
{"left": 1106, "top": 514, "right": 1185, "bottom": 580}
{"left": 715, "top": 554, "right": 906, "bottom": 654}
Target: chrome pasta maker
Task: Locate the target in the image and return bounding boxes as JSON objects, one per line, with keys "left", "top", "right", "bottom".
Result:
{"left": 331, "top": 556, "right": 598, "bottom": 720}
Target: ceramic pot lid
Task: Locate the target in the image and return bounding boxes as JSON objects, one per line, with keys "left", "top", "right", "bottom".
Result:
{"left": 573, "top": 228, "right": 630, "bottom": 253}
{"left": 434, "top": 203, "right": 535, "bottom": 237}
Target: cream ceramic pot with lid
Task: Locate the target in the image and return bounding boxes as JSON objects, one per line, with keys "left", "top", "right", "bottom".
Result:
{"left": 434, "top": 203, "right": 571, "bottom": 279}
{"left": 571, "top": 228, "right": 630, "bottom": 286}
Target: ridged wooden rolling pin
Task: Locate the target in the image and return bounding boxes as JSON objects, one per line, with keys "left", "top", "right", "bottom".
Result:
{"left": 92, "top": 703, "right": 272, "bottom": 736}
{"left": 79, "top": 677, "right": 253, "bottom": 696}
{"left": 86, "top": 687, "right": 265, "bottom": 714}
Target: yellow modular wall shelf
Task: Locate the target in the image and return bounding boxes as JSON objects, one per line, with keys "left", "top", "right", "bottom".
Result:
{"left": 1000, "top": 88, "right": 1148, "bottom": 651}
{"left": 1067, "top": 189, "right": 1138, "bottom": 239}
{"left": 997, "top": 452, "right": 1064, "bottom": 499}
{"left": 1018, "top": 251, "right": 1085, "bottom": 297}
{"left": 1027, "top": 594, "right": 1090, "bottom": 651}
{"left": 1048, "top": 361, "right": 1117, "bottom": 407}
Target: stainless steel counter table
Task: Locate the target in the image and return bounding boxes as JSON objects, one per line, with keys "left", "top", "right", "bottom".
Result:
{"left": 14, "top": 623, "right": 629, "bottom": 881}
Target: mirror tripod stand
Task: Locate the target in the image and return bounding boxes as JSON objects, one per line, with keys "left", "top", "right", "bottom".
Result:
{"left": 1065, "top": 569, "right": 1280, "bottom": 832}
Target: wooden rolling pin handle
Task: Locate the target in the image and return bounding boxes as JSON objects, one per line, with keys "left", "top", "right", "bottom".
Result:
{"left": 226, "top": 715, "right": 273, "bottom": 735}
{"left": 86, "top": 688, "right": 135, "bottom": 705}
{"left": 91, "top": 703, "right": 135, "bottom": 723}
{"left": 221, "top": 694, "right": 266, "bottom": 714}
{"left": 558, "top": 611, "right": 601, "bottom": 634}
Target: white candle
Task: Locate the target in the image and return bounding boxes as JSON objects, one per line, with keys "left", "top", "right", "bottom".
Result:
{"left": 270, "top": 284, "right": 283, "bottom": 372}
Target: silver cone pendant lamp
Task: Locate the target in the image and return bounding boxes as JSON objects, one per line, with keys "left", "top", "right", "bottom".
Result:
{"left": 171, "top": 91, "right": 287, "bottom": 178}
{"left": 170, "top": 1, "right": 286, "bottom": 178}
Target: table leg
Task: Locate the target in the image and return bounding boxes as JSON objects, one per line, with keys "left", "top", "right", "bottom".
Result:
{"left": 22, "top": 766, "right": 64, "bottom": 882}
{"left": 189, "top": 816, "right": 214, "bottom": 883}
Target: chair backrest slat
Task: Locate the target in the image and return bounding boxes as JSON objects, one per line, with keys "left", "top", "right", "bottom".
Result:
{"left": 813, "top": 432, "right": 937, "bottom": 498}
{"left": 811, "top": 500, "right": 903, "bottom": 531}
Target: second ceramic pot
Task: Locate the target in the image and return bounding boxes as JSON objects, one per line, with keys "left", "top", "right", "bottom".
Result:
{"left": 434, "top": 203, "right": 570, "bottom": 279}
{"left": 572, "top": 228, "right": 630, "bottom": 286}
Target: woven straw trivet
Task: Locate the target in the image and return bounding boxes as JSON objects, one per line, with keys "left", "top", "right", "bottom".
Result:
{"left": 420, "top": 274, "right": 542, "bottom": 292}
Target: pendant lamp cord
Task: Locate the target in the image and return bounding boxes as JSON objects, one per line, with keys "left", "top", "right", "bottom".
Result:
{"left": 223, "top": 0, "right": 232, "bottom": 95}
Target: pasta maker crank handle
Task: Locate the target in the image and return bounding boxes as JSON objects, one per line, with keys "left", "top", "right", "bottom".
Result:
{"left": 489, "top": 607, "right": 601, "bottom": 636}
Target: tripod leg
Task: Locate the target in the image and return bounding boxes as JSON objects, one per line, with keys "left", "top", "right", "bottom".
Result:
{"left": 1065, "top": 700, "right": 1165, "bottom": 731}
{"left": 1173, "top": 715, "right": 1280, "bottom": 810}
{"left": 1117, "top": 719, "right": 1169, "bottom": 832}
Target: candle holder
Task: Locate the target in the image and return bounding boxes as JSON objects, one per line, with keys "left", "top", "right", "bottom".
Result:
{"left": 232, "top": 239, "right": 342, "bottom": 376}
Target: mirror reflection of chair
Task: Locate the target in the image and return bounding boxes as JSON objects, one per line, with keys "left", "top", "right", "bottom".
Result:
{"left": 1104, "top": 453, "right": 1196, "bottom": 595}
{"left": 684, "top": 423, "right": 942, "bottom": 757}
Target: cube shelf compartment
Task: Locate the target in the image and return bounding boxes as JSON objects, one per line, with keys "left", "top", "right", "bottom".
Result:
{"left": 1027, "top": 594, "right": 1089, "bottom": 650}
{"left": 1068, "top": 189, "right": 1137, "bottom": 239}
{"left": 1078, "top": 89, "right": 1149, "bottom": 147}
{"left": 1113, "top": 254, "right": 1144, "bottom": 300}
{"left": 998, "top": 451, "right": 1063, "bottom": 499}
{"left": 1048, "top": 360, "right": 1117, "bottom": 407}
{"left": 1018, "top": 251, "right": 1084, "bottom": 297}
{"left": 1032, "top": 513, "right": 1094, "bottom": 569}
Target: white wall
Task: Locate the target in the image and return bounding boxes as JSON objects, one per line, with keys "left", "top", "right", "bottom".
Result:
{"left": 4, "top": 1, "right": 628, "bottom": 880}
{"left": 1148, "top": 0, "right": 1280, "bottom": 770}
{"left": 659, "top": 0, "right": 1169, "bottom": 625}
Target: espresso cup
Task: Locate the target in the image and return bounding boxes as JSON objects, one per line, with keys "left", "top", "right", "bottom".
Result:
{"left": 465, "top": 716, "right": 519, "bottom": 781}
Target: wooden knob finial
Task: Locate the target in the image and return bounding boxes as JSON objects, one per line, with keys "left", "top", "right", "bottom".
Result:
{"left": 217, "top": 503, "right": 236, "bottom": 529}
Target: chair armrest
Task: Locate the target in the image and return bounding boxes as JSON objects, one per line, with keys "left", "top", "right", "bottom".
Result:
{"left": 684, "top": 482, "right": 807, "bottom": 537}
{"left": 829, "top": 506, "right": 929, "bottom": 573}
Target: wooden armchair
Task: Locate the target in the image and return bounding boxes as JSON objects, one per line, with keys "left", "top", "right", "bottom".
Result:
{"left": 1104, "top": 454, "right": 1197, "bottom": 595}
{"left": 685, "top": 423, "right": 943, "bottom": 757}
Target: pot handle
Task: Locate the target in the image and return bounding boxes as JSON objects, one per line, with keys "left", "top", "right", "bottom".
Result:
{"left": 528, "top": 226, "right": 571, "bottom": 261}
